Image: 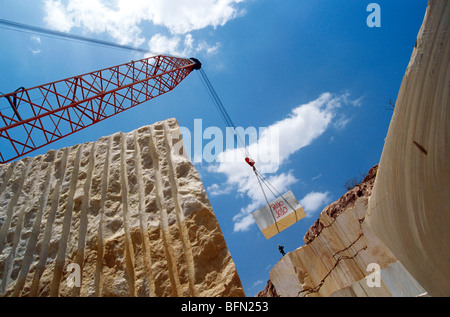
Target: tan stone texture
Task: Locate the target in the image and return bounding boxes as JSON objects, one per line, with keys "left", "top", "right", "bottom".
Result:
{"left": 266, "top": 166, "right": 426, "bottom": 297}
{"left": 365, "top": 0, "right": 449, "bottom": 297}
{"left": 0, "top": 118, "right": 244, "bottom": 297}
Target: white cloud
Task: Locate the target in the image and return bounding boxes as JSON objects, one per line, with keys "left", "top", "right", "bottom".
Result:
{"left": 148, "top": 33, "right": 220, "bottom": 56}
{"left": 30, "top": 48, "right": 42, "bottom": 55}
{"left": 143, "top": 0, "right": 246, "bottom": 35}
{"left": 44, "top": 0, "right": 74, "bottom": 32}
{"left": 148, "top": 34, "right": 182, "bottom": 55}
{"left": 29, "top": 35, "right": 42, "bottom": 55}
{"left": 206, "top": 92, "right": 352, "bottom": 232}
{"left": 334, "top": 114, "right": 351, "bottom": 130}
{"left": 43, "top": 0, "right": 245, "bottom": 54}
{"left": 250, "top": 280, "right": 264, "bottom": 289}
{"left": 300, "top": 191, "right": 331, "bottom": 217}
{"left": 207, "top": 183, "right": 233, "bottom": 197}
{"left": 31, "top": 35, "right": 41, "bottom": 44}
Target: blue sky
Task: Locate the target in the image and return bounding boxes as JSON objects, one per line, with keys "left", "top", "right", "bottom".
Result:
{"left": 0, "top": 0, "right": 428, "bottom": 296}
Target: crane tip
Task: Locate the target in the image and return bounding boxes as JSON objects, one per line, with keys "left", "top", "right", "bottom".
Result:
{"left": 190, "top": 57, "right": 202, "bottom": 70}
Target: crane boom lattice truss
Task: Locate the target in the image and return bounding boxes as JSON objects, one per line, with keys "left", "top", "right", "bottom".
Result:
{"left": 0, "top": 55, "right": 197, "bottom": 164}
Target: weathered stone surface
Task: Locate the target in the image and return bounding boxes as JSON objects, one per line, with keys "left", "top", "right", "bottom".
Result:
{"left": 365, "top": 0, "right": 450, "bottom": 297}
{"left": 303, "top": 165, "right": 378, "bottom": 244}
{"left": 260, "top": 164, "right": 426, "bottom": 297}
{"left": 331, "top": 261, "right": 427, "bottom": 297}
{"left": 0, "top": 118, "right": 245, "bottom": 297}
{"left": 266, "top": 166, "right": 399, "bottom": 297}
{"left": 256, "top": 280, "right": 279, "bottom": 297}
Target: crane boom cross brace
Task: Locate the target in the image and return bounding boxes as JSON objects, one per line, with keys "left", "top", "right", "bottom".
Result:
{"left": 0, "top": 55, "right": 201, "bottom": 164}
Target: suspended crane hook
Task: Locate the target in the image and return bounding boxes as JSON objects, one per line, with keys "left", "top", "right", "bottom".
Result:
{"left": 245, "top": 157, "right": 256, "bottom": 170}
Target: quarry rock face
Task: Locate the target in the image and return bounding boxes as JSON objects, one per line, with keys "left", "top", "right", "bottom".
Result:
{"left": 0, "top": 118, "right": 245, "bottom": 297}
{"left": 262, "top": 165, "right": 427, "bottom": 297}
{"left": 365, "top": 0, "right": 449, "bottom": 297}
{"left": 256, "top": 279, "right": 279, "bottom": 297}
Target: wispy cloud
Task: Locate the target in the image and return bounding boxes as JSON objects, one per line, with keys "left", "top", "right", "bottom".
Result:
{"left": 251, "top": 280, "right": 264, "bottom": 288}
{"left": 43, "top": 0, "right": 245, "bottom": 55}
{"left": 29, "top": 35, "right": 42, "bottom": 55}
{"left": 30, "top": 48, "right": 42, "bottom": 55}
{"left": 300, "top": 191, "right": 331, "bottom": 217}
{"left": 207, "top": 183, "right": 233, "bottom": 197}
{"left": 148, "top": 33, "right": 220, "bottom": 56}
{"left": 206, "top": 92, "right": 354, "bottom": 232}
{"left": 31, "top": 35, "right": 41, "bottom": 44}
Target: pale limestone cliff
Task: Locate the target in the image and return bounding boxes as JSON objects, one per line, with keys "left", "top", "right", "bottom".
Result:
{"left": 365, "top": 0, "right": 449, "bottom": 297}
{"left": 0, "top": 118, "right": 245, "bottom": 297}
{"left": 259, "top": 0, "right": 448, "bottom": 297}
{"left": 262, "top": 166, "right": 427, "bottom": 297}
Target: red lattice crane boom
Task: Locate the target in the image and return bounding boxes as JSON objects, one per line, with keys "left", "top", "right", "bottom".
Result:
{"left": 0, "top": 55, "right": 201, "bottom": 164}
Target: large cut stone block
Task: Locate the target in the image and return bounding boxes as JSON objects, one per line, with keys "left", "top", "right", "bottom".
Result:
{"left": 0, "top": 118, "right": 244, "bottom": 297}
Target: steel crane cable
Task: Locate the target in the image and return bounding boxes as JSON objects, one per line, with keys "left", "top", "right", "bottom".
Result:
{"left": 0, "top": 19, "right": 160, "bottom": 55}
{"left": 197, "top": 67, "right": 298, "bottom": 221}
{"left": 253, "top": 165, "right": 280, "bottom": 233}
{"left": 254, "top": 168, "right": 299, "bottom": 221}
{"left": 197, "top": 68, "right": 250, "bottom": 159}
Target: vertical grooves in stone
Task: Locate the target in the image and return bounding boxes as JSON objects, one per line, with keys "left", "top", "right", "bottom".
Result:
{"left": 73, "top": 142, "right": 96, "bottom": 296}
{"left": 0, "top": 119, "right": 245, "bottom": 297}
{"left": 49, "top": 145, "right": 82, "bottom": 296}
{"left": 162, "top": 121, "right": 197, "bottom": 296}
{"left": 95, "top": 136, "right": 111, "bottom": 296}
{"left": 0, "top": 160, "right": 31, "bottom": 295}
{"left": 148, "top": 125, "right": 181, "bottom": 296}
{"left": 0, "top": 161, "right": 15, "bottom": 198}
{"left": 0, "top": 206, "right": 26, "bottom": 294}
{"left": 133, "top": 130, "right": 156, "bottom": 296}
{"left": 0, "top": 160, "right": 30, "bottom": 255}
{"left": 12, "top": 156, "right": 54, "bottom": 296}
{"left": 120, "top": 132, "right": 136, "bottom": 296}
{"left": 29, "top": 148, "right": 69, "bottom": 296}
